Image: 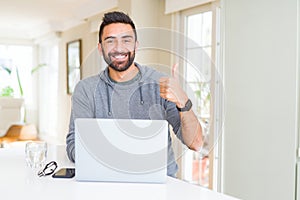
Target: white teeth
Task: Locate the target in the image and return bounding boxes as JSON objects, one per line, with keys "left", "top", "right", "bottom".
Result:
{"left": 113, "top": 54, "right": 126, "bottom": 59}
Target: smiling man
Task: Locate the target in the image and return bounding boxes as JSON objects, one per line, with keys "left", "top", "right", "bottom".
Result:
{"left": 100, "top": 23, "right": 136, "bottom": 72}
{"left": 66, "top": 11, "right": 203, "bottom": 177}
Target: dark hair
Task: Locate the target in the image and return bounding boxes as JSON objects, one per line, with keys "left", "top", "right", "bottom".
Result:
{"left": 98, "top": 11, "right": 137, "bottom": 43}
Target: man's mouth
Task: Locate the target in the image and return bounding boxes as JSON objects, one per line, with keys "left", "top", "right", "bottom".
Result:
{"left": 110, "top": 53, "right": 128, "bottom": 61}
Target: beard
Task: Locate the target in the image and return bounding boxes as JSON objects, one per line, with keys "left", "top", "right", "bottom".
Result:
{"left": 102, "top": 49, "right": 135, "bottom": 72}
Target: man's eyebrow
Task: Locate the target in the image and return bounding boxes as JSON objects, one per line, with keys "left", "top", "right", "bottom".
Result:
{"left": 103, "top": 36, "right": 116, "bottom": 41}
{"left": 104, "top": 35, "right": 134, "bottom": 41}
{"left": 121, "top": 35, "right": 134, "bottom": 39}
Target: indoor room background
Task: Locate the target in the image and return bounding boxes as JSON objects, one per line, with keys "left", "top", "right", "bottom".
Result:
{"left": 0, "top": 0, "right": 299, "bottom": 200}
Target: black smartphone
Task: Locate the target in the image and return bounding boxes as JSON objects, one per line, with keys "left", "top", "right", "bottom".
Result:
{"left": 52, "top": 168, "right": 75, "bottom": 178}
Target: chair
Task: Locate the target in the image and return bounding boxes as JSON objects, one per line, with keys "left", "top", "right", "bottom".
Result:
{"left": 0, "top": 124, "right": 38, "bottom": 144}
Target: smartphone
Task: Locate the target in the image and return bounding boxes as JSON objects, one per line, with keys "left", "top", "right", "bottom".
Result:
{"left": 52, "top": 168, "right": 75, "bottom": 178}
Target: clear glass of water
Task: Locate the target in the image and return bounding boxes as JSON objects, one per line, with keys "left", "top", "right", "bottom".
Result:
{"left": 25, "top": 141, "right": 47, "bottom": 169}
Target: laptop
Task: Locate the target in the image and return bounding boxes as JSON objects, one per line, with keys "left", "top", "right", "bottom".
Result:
{"left": 74, "top": 118, "right": 168, "bottom": 183}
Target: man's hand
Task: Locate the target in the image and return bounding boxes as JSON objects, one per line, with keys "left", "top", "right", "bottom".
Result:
{"left": 159, "top": 64, "right": 188, "bottom": 108}
{"left": 159, "top": 64, "right": 203, "bottom": 151}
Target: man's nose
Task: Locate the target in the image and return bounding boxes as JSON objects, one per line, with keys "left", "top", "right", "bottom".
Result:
{"left": 114, "top": 40, "right": 125, "bottom": 51}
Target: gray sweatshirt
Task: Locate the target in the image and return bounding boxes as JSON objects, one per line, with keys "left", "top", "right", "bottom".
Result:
{"left": 66, "top": 62, "right": 185, "bottom": 177}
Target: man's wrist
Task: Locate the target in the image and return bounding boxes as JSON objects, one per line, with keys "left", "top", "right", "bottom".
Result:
{"left": 176, "top": 99, "right": 192, "bottom": 112}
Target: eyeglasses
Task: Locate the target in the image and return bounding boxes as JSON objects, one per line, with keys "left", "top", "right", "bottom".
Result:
{"left": 38, "top": 161, "right": 58, "bottom": 177}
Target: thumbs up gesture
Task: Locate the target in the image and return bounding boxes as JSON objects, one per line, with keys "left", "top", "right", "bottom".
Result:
{"left": 159, "top": 64, "right": 189, "bottom": 108}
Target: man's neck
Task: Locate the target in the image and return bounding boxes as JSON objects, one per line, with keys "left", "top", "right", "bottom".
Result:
{"left": 108, "top": 64, "right": 139, "bottom": 82}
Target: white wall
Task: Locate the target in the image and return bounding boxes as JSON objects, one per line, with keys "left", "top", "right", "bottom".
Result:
{"left": 223, "top": 0, "right": 298, "bottom": 199}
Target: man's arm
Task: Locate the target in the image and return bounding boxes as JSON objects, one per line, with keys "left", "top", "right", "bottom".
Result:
{"left": 159, "top": 64, "right": 203, "bottom": 151}
{"left": 177, "top": 107, "right": 203, "bottom": 151}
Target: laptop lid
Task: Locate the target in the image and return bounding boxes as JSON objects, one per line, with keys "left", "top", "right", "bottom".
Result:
{"left": 75, "top": 118, "right": 168, "bottom": 183}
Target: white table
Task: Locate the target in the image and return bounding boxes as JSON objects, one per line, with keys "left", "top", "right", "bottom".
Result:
{"left": 0, "top": 142, "right": 239, "bottom": 200}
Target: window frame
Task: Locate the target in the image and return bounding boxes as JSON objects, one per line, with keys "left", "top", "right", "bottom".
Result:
{"left": 175, "top": 1, "right": 222, "bottom": 190}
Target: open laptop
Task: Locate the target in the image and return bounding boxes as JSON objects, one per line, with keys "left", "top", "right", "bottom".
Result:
{"left": 74, "top": 118, "right": 168, "bottom": 183}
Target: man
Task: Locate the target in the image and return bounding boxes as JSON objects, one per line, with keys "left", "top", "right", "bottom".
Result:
{"left": 66, "top": 11, "right": 203, "bottom": 177}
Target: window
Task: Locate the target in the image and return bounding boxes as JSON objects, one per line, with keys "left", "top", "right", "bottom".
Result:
{"left": 38, "top": 43, "right": 59, "bottom": 139}
{"left": 0, "top": 42, "right": 60, "bottom": 139}
{"left": 178, "top": 2, "right": 221, "bottom": 189}
{"left": 0, "top": 44, "right": 33, "bottom": 100}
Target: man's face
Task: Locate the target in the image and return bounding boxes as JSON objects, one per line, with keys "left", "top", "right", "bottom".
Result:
{"left": 99, "top": 23, "right": 137, "bottom": 72}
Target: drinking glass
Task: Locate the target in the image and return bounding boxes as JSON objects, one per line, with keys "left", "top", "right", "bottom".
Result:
{"left": 25, "top": 141, "right": 47, "bottom": 169}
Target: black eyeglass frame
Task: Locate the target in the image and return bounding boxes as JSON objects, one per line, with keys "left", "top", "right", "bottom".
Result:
{"left": 38, "top": 161, "right": 58, "bottom": 177}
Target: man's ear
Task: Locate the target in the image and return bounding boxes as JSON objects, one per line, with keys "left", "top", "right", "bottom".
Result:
{"left": 97, "top": 43, "right": 103, "bottom": 55}
{"left": 135, "top": 40, "right": 139, "bottom": 51}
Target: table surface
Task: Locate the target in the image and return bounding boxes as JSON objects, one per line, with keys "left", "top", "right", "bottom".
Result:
{"left": 0, "top": 142, "right": 239, "bottom": 200}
